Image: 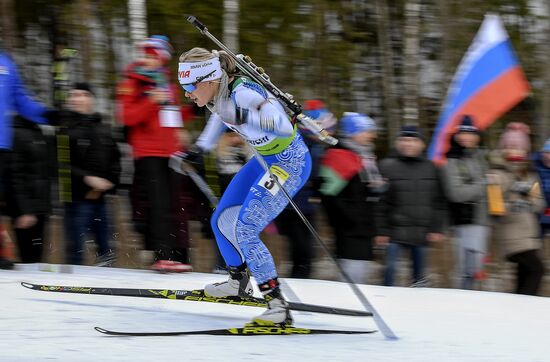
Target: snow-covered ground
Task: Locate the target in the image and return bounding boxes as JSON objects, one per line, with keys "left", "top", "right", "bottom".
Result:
{"left": 1, "top": 265, "right": 549, "bottom": 362}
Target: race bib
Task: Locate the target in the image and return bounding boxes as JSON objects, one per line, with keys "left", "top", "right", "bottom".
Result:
{"left": 258, "top": 165, "right": 289, "bottom": 196}
{"left": 159, "top": 106, "right": 183, "bottom": 128}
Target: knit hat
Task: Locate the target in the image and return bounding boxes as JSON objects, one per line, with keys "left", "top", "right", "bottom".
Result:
{"left": 339, "top": 112, "right": 377, "bottom": 137}
{"left": 498, "top": 122, "right": 531, "bottom": 152}
{"left": 542, "top": 138, "right": 550, "bottom": 153}
{"left": 304, "top": 99, "right": 326, "bottom": 111}
{"left": 399, "top": 125, "right": 424, "bottom": 139}
{"left": 302, "top": 99, "right": 337, "bottom": 132}
{"left": 139, "top": 35, "right": 174, "bottom": 63}
{"left": 73, "top": 82, "right": 95, "bottom": 96}
{"left": 456, "top": 115, "right": 479, "bottom": 133}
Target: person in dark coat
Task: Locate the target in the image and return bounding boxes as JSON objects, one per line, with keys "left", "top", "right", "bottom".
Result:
{"left": 58, "top": 83, "right": 121, "bottom": 266}
{"left": 318, "top": 112, "right": 384, "bottom": 283}
{"left": 375, "top": 126, "right": 446, "bottom": 287}
{"left": 6, "top": 116, "right": 52, "bottom": 263}
{"left": 0, "top": 50, "right": 49, "bottom": 269}
{"left": 274, "top": 100, "right": 336, "bottom": 279}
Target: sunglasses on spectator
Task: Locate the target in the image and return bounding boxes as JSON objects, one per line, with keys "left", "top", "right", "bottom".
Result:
{"left": 180, "top": 70, "right": 216, "bottom": 93}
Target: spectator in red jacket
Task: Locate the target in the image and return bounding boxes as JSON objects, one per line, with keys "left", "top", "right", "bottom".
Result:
{"left": 116, "top": 35, "right": 191, "bottom": 272}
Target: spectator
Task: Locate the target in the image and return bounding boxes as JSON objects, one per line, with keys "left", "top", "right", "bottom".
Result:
{"left": 442, "top": 115, "right": 490, "bottom": 289}
{"left": 533, "top": 137, "right": 550, "bottom": 236}
{"left": 489, "top": 122, "right": 545, "bottom": 295}
{"left": 274, "top": 100, "right": 336, "bottom": 279}
{"left": 376, "top": 125, "right": 446, "bottom": 287}
{"left": 0, "top": 224, "right": 14, "bottom": 268}
{"left": 6, "top": 116, "right": 52, "bottom": 263}
{"left": 0, "top": 50, "right": 49, "bottom": 269}
{"left": 318, "top": 112, "right": 383, "bottom": 283}
{"left": 116, "top": 36, "right": 191, "bottom": 272}
{"left": 59, "top": 82, "right": 120, "bottom": 266}
{"left": 172, "top": 128, "right": 210, "bottom": 267}
{"left": 217, "top": 129, "right": 250, "bottom": 192}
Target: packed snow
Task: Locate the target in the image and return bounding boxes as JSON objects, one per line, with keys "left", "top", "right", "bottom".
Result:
{"left": 1, "top": 264, "right": 549, "bottom": 361}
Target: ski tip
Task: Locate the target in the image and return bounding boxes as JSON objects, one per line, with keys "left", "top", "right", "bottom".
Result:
{"left": 94, "top": 327, "right": 109, "bottom": 334}
{"left": 21, "top": 282, "right": 34, "bottom": 289}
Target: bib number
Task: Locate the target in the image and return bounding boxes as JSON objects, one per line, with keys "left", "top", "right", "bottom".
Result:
{"left": 258, "top": 165, "right": 289, "bottom": 196}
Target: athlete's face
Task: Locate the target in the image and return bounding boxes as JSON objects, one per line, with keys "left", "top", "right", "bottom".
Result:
{"left": 184, "top": 81, "right": 219, "bottom": 107}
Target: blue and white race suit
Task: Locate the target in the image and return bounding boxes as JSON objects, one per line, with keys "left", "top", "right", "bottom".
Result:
{"left": 196, "top": 77, "right": 312, "bottom": 284}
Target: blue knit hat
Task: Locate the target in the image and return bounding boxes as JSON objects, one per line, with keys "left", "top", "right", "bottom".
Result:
{"left": 139, "top": 35, "right": 174, "bottom": 62}
{"left": 399, "top": 125, "right": 424, "bottom": 140}
{"left": 339, "top": 112, "right": 377, "bottom": 136}
{"left": 457, "top": 115, "right": 479, "bottom": 133}
{"left": 542, "top": 138, "right": 550, "bottom": 153}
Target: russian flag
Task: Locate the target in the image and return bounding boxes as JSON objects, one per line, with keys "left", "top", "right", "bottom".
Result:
{"left": 428, "top": 14, "right": 530, "bottom": 164}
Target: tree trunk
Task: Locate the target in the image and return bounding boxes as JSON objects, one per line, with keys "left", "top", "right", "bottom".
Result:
{"left": 128, "top": 0, "right": 147, "bottom": 50}
{"left": 77, "top": 0, "right": 92, "bottom": 80}
{"left": 0, "top": 0, "right": 18, "bottom": 51}
{"left": 437, "top": 0, "right": 453, "bottom": 90}
{"left": 375, "top": 0, "right": 399, "bottom": 142}
{"left": 223, "top": 0, "right": 239, "bottom": 52}
{"left": 402, "top": 0, "right": 420, "bottom": 125}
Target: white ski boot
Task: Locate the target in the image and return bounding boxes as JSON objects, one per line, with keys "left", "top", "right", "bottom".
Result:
{"left": 204, "top": 264, "right": 254, "bottom": 298}
{"left": 251, "top": 287, "right": 293, "bottom": 326}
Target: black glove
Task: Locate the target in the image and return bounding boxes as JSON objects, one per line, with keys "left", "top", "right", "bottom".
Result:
{"left": 180, "top": 144, "right": 203, "bottom": 165}
{"left": 43, "top": 109, "right": 60, "bottom": 126}
{"left": 169, "top": 145, "right": 204, "bottom": 174}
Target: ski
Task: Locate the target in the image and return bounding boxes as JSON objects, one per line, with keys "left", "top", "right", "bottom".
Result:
{"left": 94, "top": 326, "right": 376, "bottom": 336}
{"left": 21, "top": 282, "right": 372, "bottom": 317}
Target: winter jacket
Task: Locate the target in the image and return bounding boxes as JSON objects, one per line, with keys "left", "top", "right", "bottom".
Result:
{"left": 441, "top": 142, "right": 490, "bottom": 226}
{"left": 376, "top": 152, "right": 446, "bottom": 246}
{"left": 58, "top": 110, "right": 121, "bottom": 202}
{"left": 116, "top": 63, "right": 184, "bottom": 159}
{"left": 533, "top": 152, "right": 550, "bottom": 225}
{"left": 6, "top": 116, "right": 51, "bottom": 217}
{"left": 490, "top": 151, "right": 545, "bottom": 258}
{"left": 0, "top": 52, "right": 47, "bottom": 150}
{"left": 318, "top": 146, "right": 377, "bottom": 260}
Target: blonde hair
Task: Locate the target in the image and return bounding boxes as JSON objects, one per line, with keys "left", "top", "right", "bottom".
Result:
{"left": 179, "top": 47, "right": 240, "bottom": 112}
{"left": 179, "top": 47, "right": 238, "bottom": 76}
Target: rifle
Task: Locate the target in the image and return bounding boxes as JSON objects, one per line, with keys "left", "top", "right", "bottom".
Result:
{"left": 186, "top": 15, "right": 338, "bottom": 146}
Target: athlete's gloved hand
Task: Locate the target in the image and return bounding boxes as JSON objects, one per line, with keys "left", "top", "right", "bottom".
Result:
{"left": 169, "top": 145, "right": 203, "bottom": 174}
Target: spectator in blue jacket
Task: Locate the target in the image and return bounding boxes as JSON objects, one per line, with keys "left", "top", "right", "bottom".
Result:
{"left": 533, "top": 138, "right": 550, "bottom": 235}
{"left": 0, "top": 51, "right": 49, "bottom": 269}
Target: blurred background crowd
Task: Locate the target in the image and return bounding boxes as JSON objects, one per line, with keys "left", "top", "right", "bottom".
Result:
{"left": 1, "top": 0, "right": 550, "bottom": 297}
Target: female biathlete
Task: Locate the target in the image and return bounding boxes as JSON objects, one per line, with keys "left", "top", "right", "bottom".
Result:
{"left": 174, "top": 47, "right": 312, "bottom": 326}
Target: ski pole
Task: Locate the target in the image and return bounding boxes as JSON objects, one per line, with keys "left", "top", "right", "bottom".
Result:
{"left": 169, "top": 155, "right": 219, "bottom": 207}
{"left": 248, "top": 146, "right": 398, "bottom": 340}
